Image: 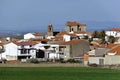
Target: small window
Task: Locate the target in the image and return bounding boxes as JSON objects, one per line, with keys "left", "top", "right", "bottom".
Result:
{"left": 71, "top": 28, "right": 74, "bottom": 31}
{"left": 21, "top": 45, "right": 24, "bottom": 48}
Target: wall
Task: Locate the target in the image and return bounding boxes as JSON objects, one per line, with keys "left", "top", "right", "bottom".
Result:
{"left": 105, "top": 55, "right": 120, "bottom": 65}
{"left": 71, "top": 40, "right": 90, "bottom": 57}
{"left": 24, "top": 33, "right": 35, "bottom": 39}
{"left": 106, "top": 31, "right": 120, "bottom": 37}
{"left": 65, "top": 25, "right": 86, "bottom": 32}
{"left": 89, "top": 57, "right": 104, "bottom": 65}
{"left": 2, "top": 43, "right": 18, "bottom": 60}
{"left": 63, "top": 35, "right": 71, "bottom": 41}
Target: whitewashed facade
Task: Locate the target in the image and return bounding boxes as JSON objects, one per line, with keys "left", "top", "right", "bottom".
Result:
{"left": 24, "top": 33, "right": 43, "bottom": 40}
{"left": 34, "top": 43, "right": 60, "bottom": 59}
{"left": 63, "top": 35, "right": 71, "bottom": 41}
{"left": 106, "top": 29, "right": 120, "bottom": 37}
{"left": 2, "top": 42, "right": 18, "bottom": 60}
{"left": 1, "top": 42, "right": 36, "bottom": 61}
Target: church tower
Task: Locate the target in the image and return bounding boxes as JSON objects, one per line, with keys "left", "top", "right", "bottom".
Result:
{"left": 45, "top": 24, "right": 54, "bottom": 38}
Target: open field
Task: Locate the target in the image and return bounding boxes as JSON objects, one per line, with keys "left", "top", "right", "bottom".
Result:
{"left": 0, "top": 67, "right": 120, "bottom": 80}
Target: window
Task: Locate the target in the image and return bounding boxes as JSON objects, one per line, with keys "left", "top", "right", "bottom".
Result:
{"left": 21, "top": 49, "right": 27, "bottom": 54}
{"left": 71, "top": 28, "right": 74, "bottom": 31}
{"left": 59, "top": 53, "right": 64, "bottom": 55}
{"left": 21, "top": 45, "right": 24, "bottom": 48}
{"left": 78, "top": 26, "right": 81, "bottom": 31}
{"left": 28, "top": 49, "right": 30, "bottom": 54}
{"left": 70, "top": 27, "right": 74, "bottom": 32}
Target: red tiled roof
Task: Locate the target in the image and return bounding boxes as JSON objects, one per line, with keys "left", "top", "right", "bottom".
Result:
{"left": 108, "top": 45, "right": 120, "bottom": 55}
{"left": 14, "top": 41, "right": 38, "bottom": 46}
{"left": 108, "top": 28, "right": 120, "bottom": 31}
{"left": 56, "top": 31, "right": 67, "bottom": 36}
{"left": 51, "top": 36, "right": 63, "bottom": 41}
{"left": 74, "top": 31, "right": 86, "bottom": 34}
{"left": 33, "top": 32, "right": 43, "bottom": 36}
{"left": 41, "top": 39, "right": 50, "bottom": 42}
{"left": 99, "top": 43, "right": 119, "bottom": 49}
{"left": 66, "top": 21, "right": 86, "bottom": 26}
{"left": 11, "top": 39, "right": 20, "bottom": 42}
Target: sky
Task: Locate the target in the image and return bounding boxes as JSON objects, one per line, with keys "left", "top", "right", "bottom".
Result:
{"left": 0, "top": 0, "right": 120, "bottom": 31}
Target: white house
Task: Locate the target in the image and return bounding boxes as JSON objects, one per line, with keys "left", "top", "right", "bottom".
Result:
{"left": 34, "top": 43, "right": 60, "bottom": 60}
{"left": 2, "top": 42, "right": 18, "bottom": 60}
{"left": 24, "top": 32, "right": 43, "bottom": 40}
{"left": 106, "top": 28, "right": 120, "bottom": 37}
{"left": 2, "top": 41, "right": 37, "bottom": 61}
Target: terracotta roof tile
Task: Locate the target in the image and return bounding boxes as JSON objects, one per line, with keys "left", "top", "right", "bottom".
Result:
{"left": 56, "top": 31, "right": 67, "bottom": 36}
{"left": 11, "top": 39, "right": 20, "bottom": 42}
{"left": 99, "top": 43, "right": 118, "bottom": 49}
{"left": 52, "top": 36, "right": 63, "bottom": 41}
{"left": 108, "top": 28, "right": 120, "bottom": 31}
{"left": 108, "top": 45, "right": 120, "bottom": 55}
{"left": 33, "top": 32, "right": 43, "bottom": 36}
{"left": 66, "top": 21, "right": 86, "bottom": 26}
{"left": 14, "top": 40, "right": 38, "bottom": 46}
{"left": 74, "top": 31, "right": 86, "bottom": 34}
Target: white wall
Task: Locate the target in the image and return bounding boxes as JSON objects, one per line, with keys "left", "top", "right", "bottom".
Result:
{"left": 24, "top": 33, "right": 35, "bottom": 39}
{"left": 2, "top": 42, "right": 18, "bottom": 60}
{"left": 105, "top": 55, "right": 120, "bottom": 65}
{"left": 63, "top": 35, "right": 71, "bottom": 41}
{"left": 106, "top": 31, "right": 120, "bottom": 37}
{"left": 89, "top": 57, "right": 104, "bottom": 65}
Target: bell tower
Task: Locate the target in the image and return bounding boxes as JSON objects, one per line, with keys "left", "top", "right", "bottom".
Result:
{"left": 45, "top": 24, "right": 53, "bottom": 38}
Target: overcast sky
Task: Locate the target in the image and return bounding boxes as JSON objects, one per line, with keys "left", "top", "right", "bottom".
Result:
{"left": 0, "top": 0, "right": 120, "bottom": 31}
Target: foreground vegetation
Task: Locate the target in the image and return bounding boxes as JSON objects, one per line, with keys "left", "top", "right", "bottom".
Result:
{"left": 0, "top": 67, "right": 120, "bottom": 80}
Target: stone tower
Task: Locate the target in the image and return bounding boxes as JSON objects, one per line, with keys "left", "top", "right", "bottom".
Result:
{"left": 45, "top": 24, "right": 53, "bottom": 38}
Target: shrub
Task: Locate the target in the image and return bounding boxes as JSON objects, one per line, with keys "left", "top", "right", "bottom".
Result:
{"left": 88, "top": 63, "right": 98, "bottom": 67}
{"left": 67, "top": 59, "right": 82, "bottom": 63}
{"left": 27, "top": 58, "right": 39, "bottom": 63}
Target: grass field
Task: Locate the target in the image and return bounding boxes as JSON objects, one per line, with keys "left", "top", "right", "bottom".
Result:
{"left": 0, "top": 67, "right": 120, "bottom": 80}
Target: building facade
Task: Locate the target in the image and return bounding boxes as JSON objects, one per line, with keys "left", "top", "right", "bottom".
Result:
{"left": 65, "top": 21, "right": 86, "bottom": 32}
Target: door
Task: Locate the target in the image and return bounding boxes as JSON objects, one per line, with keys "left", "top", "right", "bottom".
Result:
{"left": 99, "top": 59, "right": 104, "bottom": 65}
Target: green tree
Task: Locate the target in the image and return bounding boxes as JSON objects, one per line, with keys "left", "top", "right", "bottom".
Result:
{"left": 99, "top": 30, "right": 106, "bottom": 44}
{"left": 92, "top": 30, "right": 99, "bottom": 38}
{"left": 108, "top": 36, "right": 115, "bottom": 43}
{"left": 84, "top": 35, "right": 88, "bottom": 39}
{"left": 99, "top": 30, "right": 106, "bottom": 38}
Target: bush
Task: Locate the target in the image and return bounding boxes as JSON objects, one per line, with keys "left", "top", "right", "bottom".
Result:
{"left": 67, "top": 59, "right": 82, "bottom": 63}
{"left": 59, "top": 58, "right": 67, "bottom": 63}
{"left": 88, "top": 63, "right": 98, "bottom": 67}
{"left": 27, "top": 58, "right": 39, "bottom": 63}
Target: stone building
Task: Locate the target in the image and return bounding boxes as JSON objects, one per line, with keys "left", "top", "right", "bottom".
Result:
{"left": 58, "top": 39, "right": 90, "bottom": 60}
{"left": 65, "top": 21, "right": 86, "bottom": 32}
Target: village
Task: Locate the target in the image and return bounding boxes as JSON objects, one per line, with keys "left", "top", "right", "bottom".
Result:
{"left": 0, "top": 21, "right": 120, "bottom": 66}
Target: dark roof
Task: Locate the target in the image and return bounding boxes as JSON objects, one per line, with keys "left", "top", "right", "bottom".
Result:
{"left": 53, "top": 32, "right": 59, "bottom": 36}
